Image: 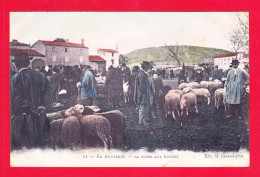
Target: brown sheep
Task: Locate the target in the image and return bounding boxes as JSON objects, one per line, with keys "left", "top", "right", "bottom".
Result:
{"left": 74, "top": 104, "right": 113, "bottom": 150}
{"left": 95, "top": 110, "right": 125, "bottom": 149}
{"left": 61, "top": 116, "right": 81, "bottom": 149}
{"left": 50, "top": 106, "right": 82, "bottom": 149}
{"left": 180, "top": 92, "right": 198, "bottom": 116}
{"left": 164, "top": 92, "right": 181, "bottom": 120}
{"left": 50, "top": 118, "right": 64, "bottom": 149}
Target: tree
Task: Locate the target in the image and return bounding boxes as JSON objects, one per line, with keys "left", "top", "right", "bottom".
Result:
{"left": 227, "top": 13, "right": 249, "bottom": 56}
{"left": 165, "top": 43, "right": 181, "bottom": 66}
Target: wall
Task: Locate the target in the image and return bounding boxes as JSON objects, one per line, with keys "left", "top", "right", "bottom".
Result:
{"left": 98, "top": 51, "right": 119, "bottom": 70}
{"left": 33, "top": 41, "right": 90, "bottom": 66}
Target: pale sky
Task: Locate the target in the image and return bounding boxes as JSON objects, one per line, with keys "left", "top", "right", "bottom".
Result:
{"left": 10, "top": 12, "right": 248, "bottom": 54}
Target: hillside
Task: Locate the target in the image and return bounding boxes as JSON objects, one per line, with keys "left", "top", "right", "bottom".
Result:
{"left": 124, "top": 45, "right": 231, "bottom": 67}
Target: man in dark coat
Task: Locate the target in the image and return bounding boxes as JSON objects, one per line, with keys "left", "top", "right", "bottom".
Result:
{"left": 10, "top": 53, "right": 52, "bottom": 149}
{"left": 128, "top": 66, "right": 139, "bottom": 106}
{"left": 121, "top": 63, "right": 131, "bottom": 83}
{"left": 212, "top": 65, "right": 223, "bottom": 81}
{"left": 134, "top": 61, "right": 154, "bottom": 125}
{"left": 106, "top": 65, "right": 123, "bottom": 107}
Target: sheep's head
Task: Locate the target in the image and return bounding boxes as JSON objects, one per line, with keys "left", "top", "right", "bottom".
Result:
{"left": 65, "top": 107, "right": 75, "bottom": 117}
{"left": 183, "top": 87, "right": 192, "bottom": 93}
{"left": 74, "top": 104, "right": 84, "bottom": 114}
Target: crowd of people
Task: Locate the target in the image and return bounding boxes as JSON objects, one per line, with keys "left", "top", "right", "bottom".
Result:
{"left": 10, "top": 52, "right": 249, "bottom": 149}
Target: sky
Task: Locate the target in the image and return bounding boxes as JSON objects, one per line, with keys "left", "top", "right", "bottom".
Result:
{"left": 10, "top": 12, "right": 248, "bottom": 55}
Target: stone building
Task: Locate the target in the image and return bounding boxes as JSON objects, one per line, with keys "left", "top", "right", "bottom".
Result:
{"left": 97, "top": 48, "right": 119, "bottom": 70}
{"left": 10, "top": 39, "right": 31, "bottom": 50}
{"left": 89, "top": 55, "right": 106, "bottom": 73}
{"left": 32, "top": 39, "right": 89, "bottom": 66}
{"left": 214, "top": 52, "right": 248, "bottom": 71}
{"left": 10, "top": 40, "right": 46, "bottom": 71}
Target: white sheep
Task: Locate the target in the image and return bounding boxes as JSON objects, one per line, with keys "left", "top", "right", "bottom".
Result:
{"left": 183, "top": 87, "right": 211, "bottom": 105}
{"left": 180, "top": 92, "right": 198, "bottom": 116}
{"left": 179, "top": 82, "right": 201, "bottom": 90}
{"left": 164, "top": 92, "right": 181, "bottom": 120}
{"left": 214, "top": 88, "right": 227, "bottom": 110}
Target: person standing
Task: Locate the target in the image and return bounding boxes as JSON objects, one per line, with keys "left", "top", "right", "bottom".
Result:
{"left": 224, "top": 59, "right": 249, "bottom": 119}
{"left": 128, "top": 66, "right": 139, "bottom": 106}
{"left": 10, "top": 53, "right": 52, "bottom": 149}
{"left": 153, "top": 71, "right": 163, "bottom": 118}
{"left": 78, "top": 65, "right": 96, "bottom": 106}
{"left": 134, "top": 61, "right": 153, "bottom": 125}
{"left": 212, "top": 65, "right": 223, "bottom": 81}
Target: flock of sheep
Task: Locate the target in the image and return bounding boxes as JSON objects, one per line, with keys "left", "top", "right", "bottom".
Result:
{"left": 164, "top": 80, "right": 227, "bottom": 120}
{"left": 47, "top": 105, "right": 125, "bottom": 150}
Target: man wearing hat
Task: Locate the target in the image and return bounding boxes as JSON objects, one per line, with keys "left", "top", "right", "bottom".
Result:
{"left": 134, "top": 61, "right": 154, "bottom": 125}
{"left": 224, "top": 59, "right": 249, "bottom": 119}
{"left": 78, "top": 65, "right": 96, "bottom": 106}
{"left": 10, "top": 53, "right": 52, "bottom": 149}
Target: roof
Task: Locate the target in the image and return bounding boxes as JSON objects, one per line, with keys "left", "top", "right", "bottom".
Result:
{"left": 40, "top": 40, "right": 88, "bottom": 48}
{"left": 10, "top": 41, "right": 30, "bottom": 46}
{"left": 98, "top": 49, "right": 118, "bottom": 53}
{"left": 89, "top": 55, "right": 107, "bottom": 62}
{"left": 10, "top": 48, "right": 45, "bottom": 57}
{"left": 214, "top": 52, "right": 243, "bottom": 58}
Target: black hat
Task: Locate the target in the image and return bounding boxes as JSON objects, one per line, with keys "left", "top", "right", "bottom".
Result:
{"left": 231, "top": 59, "right": 240, "bottom": 65}
{"left": 11, "top": 53, "right": 33, "bottom": 62}
{"left": 141, "top": 61, "right": 153, "bottom": 69}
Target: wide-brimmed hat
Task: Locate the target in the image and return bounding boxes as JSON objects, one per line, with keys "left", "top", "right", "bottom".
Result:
{"left": 231, "top": 59, "right": 240, "bottom": 65}
{"left": 141, "top": 61, "right": 153, "bottom": 69}
{"left": 11, "top": 53, "right": 33, "bottom": 62}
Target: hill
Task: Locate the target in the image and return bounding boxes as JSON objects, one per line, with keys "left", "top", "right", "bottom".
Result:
{"left": 124, "top": 45, "right": 231, "bottom": 67}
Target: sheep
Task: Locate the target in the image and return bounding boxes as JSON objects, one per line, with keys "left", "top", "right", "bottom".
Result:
{"left": 179, "top": 82, "right": 201, "bottom": 90}
{"left": 183, "top": 87, "right": 211, "bottom": 105}
{"left": 47, "top": 109, "right": 67, "bottom": 121}
{"left": 180, "top": 92, "right": 198, "bottom": 116}
{"left": 73, "top": 104, "right": 113, "bottom": 150}
{"left": 61, "top": 115, "right": 81, "bottom": 149}
{"left": 214, "top": 88, "right": 227, "bottom": 110}
{"left": 164, "top": 92, "right": 181, "bottom": 120}
{"left": 168, "top": 89, "right": 185, "bottom": 96}
{"left": 200, "top": 80, "right": 223, "bottom": 94}
{"left": 95, "top": 110, "right": 125, "bottom": 149}
{"left": 50, "top": 118, "right": 64, "bottom": 149}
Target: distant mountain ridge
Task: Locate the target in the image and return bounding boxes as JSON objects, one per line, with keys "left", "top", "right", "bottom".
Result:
{"left": 124, "top": 45, "right": 231, "bottom": 66}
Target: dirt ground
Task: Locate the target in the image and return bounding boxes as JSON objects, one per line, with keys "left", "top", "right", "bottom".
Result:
{"left": 48, "top": 78, "right": 249, "bottom": 152}
{"left": 95, "top": 78, "right": 249, "bottom": 152}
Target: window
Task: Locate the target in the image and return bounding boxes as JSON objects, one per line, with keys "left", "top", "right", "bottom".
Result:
{"left": 65, "top": 48, "right": 68, "bottom": 52}
{"left": 80, "top": 56, "right": 83, "bottom": 63}
{"left": 52, "top": 47, "right": 56, "bottom": 52}
{"left": 111, "top": 59, "right": 114, "bottom": 65}
{"left": 112, "top": 52, "right": 114, "bottom": 57}
{"left": 65, "top": 56, "right": 69, "bottom": 62}
{"left": 52, "top": 56, "right": 57, "bottom": 62}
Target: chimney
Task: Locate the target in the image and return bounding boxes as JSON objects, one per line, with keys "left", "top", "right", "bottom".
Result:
{"left": 81, "top": 38, "right": 84, "bottom": 45}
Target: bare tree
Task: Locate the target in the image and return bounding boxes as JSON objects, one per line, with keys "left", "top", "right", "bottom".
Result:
{"left": 165, "top": 42, "right": 181, "bottom": 66}
{"left": 227, "top": 13, "right": 249, "bottom": 56}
